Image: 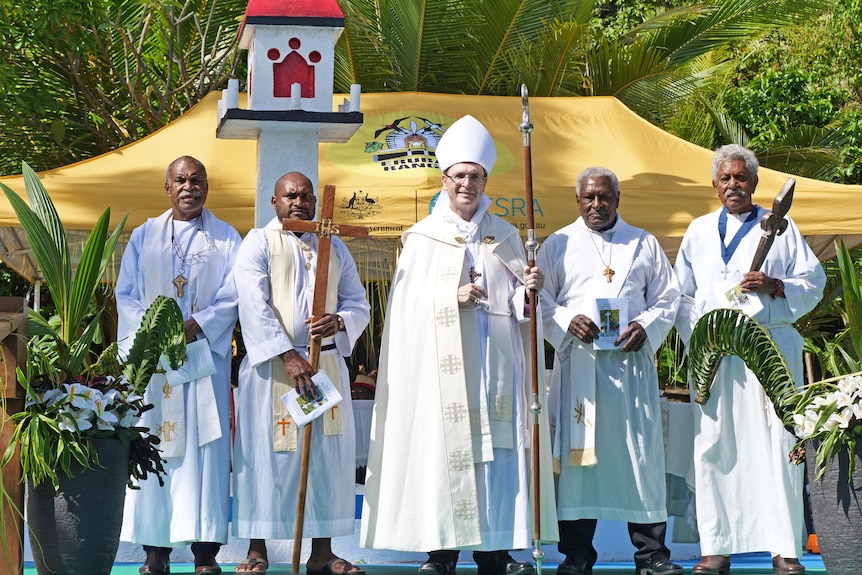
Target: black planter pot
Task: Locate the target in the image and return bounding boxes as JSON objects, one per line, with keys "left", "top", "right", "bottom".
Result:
{"left": 27, "top": 437, "right": 130, "bottom": 575}
{"left": 806, "top": 440, "right": 862, "bottom": 575}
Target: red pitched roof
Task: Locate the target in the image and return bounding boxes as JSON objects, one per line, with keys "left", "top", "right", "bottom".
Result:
{"left": 243, "top": 0, "right": 343, "bottom": 21}
{"left": 238, "top": 0, "right": 344, "bottom": 45}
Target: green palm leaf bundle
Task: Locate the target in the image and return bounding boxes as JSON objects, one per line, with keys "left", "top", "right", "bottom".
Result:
{"left": 688, "top": 307, "right": 797, "bottom": 434}
{"left": 688, "top": 243, "right": 862, "bottom": 479}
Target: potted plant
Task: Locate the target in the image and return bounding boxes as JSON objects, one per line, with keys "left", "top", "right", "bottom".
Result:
{"left": 0, "top": 162, "right": 186, "bottom": 575}
{"left": 687, "top": 240, "right": 862, "bottom": 575}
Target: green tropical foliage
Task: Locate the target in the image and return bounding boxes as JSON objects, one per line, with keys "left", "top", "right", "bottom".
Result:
{"left": 1, "top": 164, "right": 127, "bottom": 384}
{"left": 0, "top": 162, "right": 186, "bottom": 490}
{"left": 3, "top": 295, "right": 185, "bottom": 490}
{"left": 0, "top": 0, "right": 245, "bottom": 174}
{"left": 2, "top": 0, "right": 859, "bottom": 183}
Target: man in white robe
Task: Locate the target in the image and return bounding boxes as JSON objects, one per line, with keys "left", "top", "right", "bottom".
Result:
{"left": 537, "top": 167, "right": 682, "bottom": 575}
{"left": 361, "top": 115, "right": 558, "bottom": 575}
{"left": 117, "top": 156, "right": 241, "bottom": 575}
{"left": 231, "top": 171, "right": 370, "bottom": 575}
{"left": 674, "top": 145, "right": 825, "bottom": 575}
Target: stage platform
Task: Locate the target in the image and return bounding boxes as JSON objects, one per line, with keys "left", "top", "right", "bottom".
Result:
{"left": 21, "top": 554, "right": 827, "bottom": 574}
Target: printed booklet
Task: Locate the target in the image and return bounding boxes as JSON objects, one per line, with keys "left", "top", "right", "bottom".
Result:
{"left": 159, "top": 338, "right": 217, "bottom": 387}
{"left": 594, "top": 297, "right": 628, "bottom": 350}
{"left": 281, "top": 370, "right": 343, "bottom": 427}
{"left": 714, "top": 271, "right": 764, "bottom": 318}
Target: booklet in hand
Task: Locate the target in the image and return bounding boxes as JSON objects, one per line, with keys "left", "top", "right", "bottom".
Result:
{"left": 159, "top": 338, "right": 217, "bottom": 387}
{"left": 714, "top": 270, "right": 764, "bottom": 318}
{"left": 594, "top": 297, "right": 628, "bottom": 351}
{"left": 281, "top": 370, "right": 343, "bottom": 427}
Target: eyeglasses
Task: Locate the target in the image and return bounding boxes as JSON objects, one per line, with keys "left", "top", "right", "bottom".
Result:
{"left": 444, "top": 172, "right": 487, "bottom": 185}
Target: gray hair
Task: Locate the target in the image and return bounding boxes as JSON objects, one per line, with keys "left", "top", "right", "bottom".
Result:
{"left": 576, "top": 167, "right": 620, "bottom": 199}
{"left": 711, "top": 144, "right": 758, "bottom": 180}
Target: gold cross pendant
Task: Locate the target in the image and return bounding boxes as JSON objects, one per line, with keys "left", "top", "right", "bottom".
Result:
{"left": 172, "top": 273, "right": 188, "bottom": 297}
{"left": 602, "top": 266, "right": 615, "bottom": 283}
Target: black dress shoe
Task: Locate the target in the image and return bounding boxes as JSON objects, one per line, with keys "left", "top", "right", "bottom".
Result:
{"left": 473, "top": 551, "right": 534, "bottom": 575}
{"left": 557, "top": 556, "right": 592, "bottom": 575}
{"left": 634, "top": 554, "right": 683, "bottom": 575}
{"left": 419, "top": 562, "right": 453, "bottom": 575}
{"left": 419, "top": 551, "right": 459, "bottom": 575}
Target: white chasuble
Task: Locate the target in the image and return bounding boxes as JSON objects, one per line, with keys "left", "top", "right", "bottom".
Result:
{"left": 361, "top": 210, "right": 559, "bottom": 552}
{"left": 267, "top": 229, "right": 342, "bottom": 452}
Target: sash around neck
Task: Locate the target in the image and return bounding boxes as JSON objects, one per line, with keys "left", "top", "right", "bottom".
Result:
{"left": 718, "top": 205, "right": 761, "bottom": 265}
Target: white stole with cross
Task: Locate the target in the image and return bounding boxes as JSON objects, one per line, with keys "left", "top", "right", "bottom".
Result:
{"left": 134, "top": 210, "right": 224, "bottom": 458}
{"left": 266, "top": 228, "right": 343, "bottom": 452}
{"left": 563, "top": 219, "right": 645, "bottom": 467}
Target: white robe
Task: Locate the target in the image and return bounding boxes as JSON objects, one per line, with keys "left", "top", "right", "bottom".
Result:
{"left": 118, "top": 208, "right": 241, "bottom": 547}
{"left": 674, "top": 206, "right": 825, "bottom": 558}
{"left": 360, "top": 210, "right": 558, "bottom": 552}
{"left": 537, "top": 216, "right": 680, "bottom": 524}
{"left": 231, "top": 221, "right": 370, "bottom": 539}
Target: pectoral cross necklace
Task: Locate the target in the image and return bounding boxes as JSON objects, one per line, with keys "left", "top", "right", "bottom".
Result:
{"left": 171, "top": 216, "right": 202, "bottom": 297}
{"left": 589, "top": 228, "right": 616, "bottom": 283}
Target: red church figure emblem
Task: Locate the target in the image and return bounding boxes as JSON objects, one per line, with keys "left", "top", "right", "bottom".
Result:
{"left": 269, "top": 37, "right": 321, "bottom": 99}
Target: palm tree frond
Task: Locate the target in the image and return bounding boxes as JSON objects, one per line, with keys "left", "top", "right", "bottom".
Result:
{"left": 122, "top": 295, "right": 186, "bottom": 393}
{"left": 688, "top": 308, "right": 797, "bottom": 434}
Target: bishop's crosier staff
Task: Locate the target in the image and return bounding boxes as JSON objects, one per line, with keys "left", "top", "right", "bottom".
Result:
{"left": 520, "top": 83, "right": 544, "bottom": 575}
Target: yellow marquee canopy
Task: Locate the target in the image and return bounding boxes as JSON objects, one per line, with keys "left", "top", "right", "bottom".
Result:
{"left": 2, "top": 91, "right": 860, "bottom": 282}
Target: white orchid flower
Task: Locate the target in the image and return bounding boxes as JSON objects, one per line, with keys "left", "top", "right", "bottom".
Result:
{"left": 117, "top": 408, "right": 140, "bottom": 428}
{"left": 823, "top": 413, "right": 841, "bottom": 432}
{"left": 93, "top": 398, "right": 120, "bottom": 431}
{"left": 835, "top": 407, "right": 854, "bottom": 429}
{"left": 63, "top": 382, "right": 100, "bottom": 411}
{"left": 57, "top": 406, "right": 94, "bottom": 432}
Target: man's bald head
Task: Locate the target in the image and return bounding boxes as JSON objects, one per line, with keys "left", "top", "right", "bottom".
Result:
{"left": 272, "top": 172, "right": 316, "bottom": 222}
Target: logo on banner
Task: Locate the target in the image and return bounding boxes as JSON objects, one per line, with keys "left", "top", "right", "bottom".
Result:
{"left": 325, "top": 111, "right": 516, "bottom": 229}
{"left": 365, "top": 116, "right": 446, "bottom": 171}
{"left": 325, "top": 112, "right": 516, "bottom": 176}
{"left": 340, "top": 190, "right": 382, "bottom": 220}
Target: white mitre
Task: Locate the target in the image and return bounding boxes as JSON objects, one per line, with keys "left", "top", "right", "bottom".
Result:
{"left": 436, "top": 114, "right": 497, "bottom": 175}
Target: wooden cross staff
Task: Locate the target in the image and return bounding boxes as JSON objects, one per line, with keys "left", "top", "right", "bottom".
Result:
{"left": 282, "top": 184, "right": 368, "bottom": 574}
{"left": 749, "top": 177, "right": 795, "bottom": 272}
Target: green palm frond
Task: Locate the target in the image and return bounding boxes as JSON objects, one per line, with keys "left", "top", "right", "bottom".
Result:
{"left": 688, "top": 308, "right": 797, "bottom": 434}
{"left": 92, "top": 342, "right": 121, "bottom": 376}
{"left": 705, "top": 97, "right": 752, "bottom": 147}
{"left": 1, "top": 173, "right": 69, "bottom": 314}
{"left": 471, "top": 0, "right": 568, "bottom": 94}
{"left": 630, "top": 0, "right": 826, "bottom": 67}
{"left": 836, "top": 240, "right": 862, "bottom": 364}
{"left": 586, "top": 0, "right": 825, "bottom": 114}
{"left": 1, "top": 162, "right": 126, "bottom": 382}
{"left": 122, "top": 295, "right": 186, "bottom": 393}
{"left": 488, "top": 19, "right": 592, "bottom": 97}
